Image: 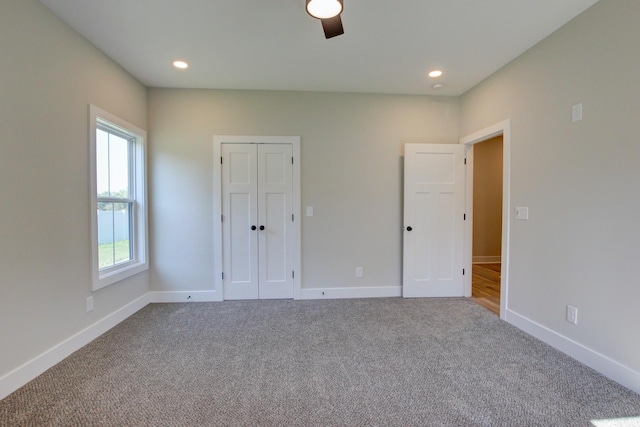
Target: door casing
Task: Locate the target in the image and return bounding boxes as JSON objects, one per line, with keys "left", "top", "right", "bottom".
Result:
{"left": 460, "top": 120, "right": 511, "bottom": 319}
{"left": 213, "top": 135, "right": 301, "bottom": 301}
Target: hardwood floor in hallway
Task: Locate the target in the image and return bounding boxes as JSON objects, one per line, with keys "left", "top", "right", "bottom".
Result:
{"left": 472, "top": 263, "right": 501, "bottom": 315}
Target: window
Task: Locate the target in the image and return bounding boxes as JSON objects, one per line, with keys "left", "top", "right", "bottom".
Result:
{"left": 89, "top": 105, "right": 148, "bottom": 290}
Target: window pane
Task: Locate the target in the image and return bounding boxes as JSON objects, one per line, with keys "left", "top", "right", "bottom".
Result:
{"left": 96, "top": 127, "right": 130, "bottom": 198}
{"left": 97, "top": 201, "right": 132, "bottom": 269}
{"left": 97, "top": 202, "right": 115, "bottom": 268}
{"left": 96, "top": 129, "right": 110, "bottom": 197}
{"left": 109, "top": 134, "right": 130, "bottom": 198}
{"left": 113, "top": 202, "right": 131, "bottom": 265}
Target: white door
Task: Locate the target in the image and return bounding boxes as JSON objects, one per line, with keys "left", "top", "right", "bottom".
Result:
{"left": 403, "top": 144, "right": 466, "bottom": 297}
{"left": 257, "top": 144, "right": 293, "bottom": 299}
{"left": 222, "top": 143, "right": 294, "bottom": 300}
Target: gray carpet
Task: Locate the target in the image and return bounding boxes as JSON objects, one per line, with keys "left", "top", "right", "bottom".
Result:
{"left": 1, "top": 298, "right": 639, "bottom": 426}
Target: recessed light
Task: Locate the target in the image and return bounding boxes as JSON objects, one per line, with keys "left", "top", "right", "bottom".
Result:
{"left": 428, "top": 70, "right": 443, "bottom": 78}
{"left": 173, "top": 60, "right": 188, "bottom": 69}
{"left": 432, "top": 84, "right": 445, "bottom": 89}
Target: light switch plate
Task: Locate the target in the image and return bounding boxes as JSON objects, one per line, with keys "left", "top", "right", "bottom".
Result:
{"left": 515, "top": 207, "right": 529, "bottom": 220}
{"left": 306, "top": 206, "right": 314, "bottom": 217}
{"left": 572, "top": 103, "right": 583, "bottom": 122}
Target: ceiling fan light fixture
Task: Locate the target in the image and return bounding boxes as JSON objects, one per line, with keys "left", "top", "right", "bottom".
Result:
{"left": 306, "top": 0, "right": 343, "bottom": 20}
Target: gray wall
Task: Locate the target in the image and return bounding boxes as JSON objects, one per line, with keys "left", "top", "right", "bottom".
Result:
{"left": 460, "top": 0, "right": 640, "bottom": 375}
{"left": 0, "top": 0, "right": 148, "bottom": 378}
{"left": 147, "top": 89, "right": 460, "bottom": 292}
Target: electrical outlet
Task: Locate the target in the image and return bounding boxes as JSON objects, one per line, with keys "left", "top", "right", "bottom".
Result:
{"left": 566, "top": 305, "right": 578, "bottom": 325}
{"left": 355, "top": 267, "right": 363, "bottom": 278}
{"left": 86, "top": 296, "right": 94, "bottom": 312}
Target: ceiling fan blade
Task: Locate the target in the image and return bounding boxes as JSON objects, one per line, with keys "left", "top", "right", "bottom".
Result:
{"left": 321, "top": 15, "right": 344, "bottom": 39}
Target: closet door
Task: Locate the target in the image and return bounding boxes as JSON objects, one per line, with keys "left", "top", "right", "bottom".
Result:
{"left": 222, "top": 144, "right": 259, "bottom": 299}
{"left": 222, "top": 143, "right": 293, "bottom": 300}
{"left": 257, "top": 144, "right": 293, "bottom": 299}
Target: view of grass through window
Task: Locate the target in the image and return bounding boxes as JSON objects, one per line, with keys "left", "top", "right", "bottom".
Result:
{"left": 99, "top": 240, "right": 131, "bottom": 269}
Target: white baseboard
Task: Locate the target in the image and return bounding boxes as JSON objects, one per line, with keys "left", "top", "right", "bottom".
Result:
{"left": 0, "top": 293, "right": 149, "bottom": 400}
{"left": 505, "top": 309, "right": 640, "bottom": 395}
{"left": 472, "top": 256, "right": 501, "bottom": 264}
{"left": 148, "top": 290, "right": 219, "bottom": 303}
{"left": 300, "top": 286, "right": 401, "bottom": 300}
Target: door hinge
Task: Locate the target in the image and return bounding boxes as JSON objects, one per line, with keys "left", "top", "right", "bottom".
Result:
{"left": 464, "top": 158, "right": 467, "bottom": 165}
{"left": 221, "top": 272, "right": 224, "bottom": 280}
{"left": 292, "top": 214, "right": 294, "bottom": 222}
{"left": 464, "top": 214, "right": 466, "bottom": 220}
{"left": 462, "top": 269, "right": 465, "bottom": 276}
{"left": 221, "top": 214, "right": 224, "bottom": 222}
{"left": 292, "top": 271, "right": 295, "bottom": 278}
{"left": 292, "top": 157, "right": 294, "bottom": 165}
{"left": 221, "top": 156, "right": 223, "bottom": 164}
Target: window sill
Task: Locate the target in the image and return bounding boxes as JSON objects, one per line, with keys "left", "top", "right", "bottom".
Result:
{"left": 92, "top": 260, "right": 148, "bottom": 291}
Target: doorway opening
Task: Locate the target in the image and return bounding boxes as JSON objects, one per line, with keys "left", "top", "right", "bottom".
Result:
{"left": 470, "top": 135, "right": 503, "bottom": 315}
{"left": 461, "top": 120, "right": 511, "bottom": 319}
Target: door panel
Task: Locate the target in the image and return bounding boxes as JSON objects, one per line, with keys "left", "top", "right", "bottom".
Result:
{"left": 413, "top": 192, "right": 432, "bottom": 281}
{"left": 403, "top": 144, "right": 465, "bottom": 297}
{"left": 437, "top": 192, "right": 455, "bottom": 280}
{"left": 229, "top": 193, "right": 253, "bottom": 283}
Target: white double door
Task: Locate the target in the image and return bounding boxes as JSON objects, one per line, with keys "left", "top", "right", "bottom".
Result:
{"left": 403, "top": 144, "right": 466, "bottom": 298}
{"left": 222, "top": 143, "right": 294, "bottom": 300}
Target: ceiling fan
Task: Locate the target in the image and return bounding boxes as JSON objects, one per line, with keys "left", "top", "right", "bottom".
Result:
{"left": 306, "top": 0, "right": 344, "bottom": 39}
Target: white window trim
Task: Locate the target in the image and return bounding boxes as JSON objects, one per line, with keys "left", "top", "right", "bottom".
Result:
{"left": 89, "top": 105, "right": 148, "bottom": 291}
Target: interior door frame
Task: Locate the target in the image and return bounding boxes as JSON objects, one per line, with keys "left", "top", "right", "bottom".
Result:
{"left": 459, "top": 120, "right": 511, "bottom": 319}
{"left": 213, "top": 135, "right": 301, "bottom": 301}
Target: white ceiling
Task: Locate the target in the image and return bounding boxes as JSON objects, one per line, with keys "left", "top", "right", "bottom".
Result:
{"left": 39, "top": 0, "right": 600, "bottom": 96}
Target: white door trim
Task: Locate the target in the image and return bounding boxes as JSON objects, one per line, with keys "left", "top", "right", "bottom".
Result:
{"left": 213, "top": 135, "right": 301, "bottom": 301}
{"left": 459, "top": 120, "right": 511, "bottom": 319}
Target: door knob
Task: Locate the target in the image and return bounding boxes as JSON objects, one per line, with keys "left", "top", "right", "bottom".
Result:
{"left": 406, "top": 226, "right": 413, "bottom": 231}
{"left": 259, "top": 225, "right": 265, "bottom": 230}
{"left": 251, "top": 225, "right": 257, "bottom": 230}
